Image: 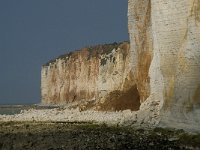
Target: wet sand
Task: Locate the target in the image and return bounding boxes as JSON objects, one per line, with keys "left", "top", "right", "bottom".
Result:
{"left": 0, "top": 121, "right": 199, "bottom": 150}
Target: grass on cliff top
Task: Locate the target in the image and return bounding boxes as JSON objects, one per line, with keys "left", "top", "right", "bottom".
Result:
{"left": 43, "top": 41, "right": 129, "bottom": 67}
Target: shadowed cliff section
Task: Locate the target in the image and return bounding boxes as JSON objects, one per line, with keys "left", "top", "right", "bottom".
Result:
{"left": 98, "top": 85, "right": 140, "bottom": 111}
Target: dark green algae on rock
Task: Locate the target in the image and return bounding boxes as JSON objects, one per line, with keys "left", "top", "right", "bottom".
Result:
{"left": 0, "top": 121, "right": 199, "bottom": 150}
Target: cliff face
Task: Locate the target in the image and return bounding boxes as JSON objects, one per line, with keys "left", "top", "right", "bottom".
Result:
{"left": 42, "top": 0, "right": 200, "bottom": 131}
{"left": 128, "top": 0, "right": 200, "bottom": 131}
{"left": 151, "top": 0, "right": 200, "bottom": 130}
{"left": 41, "top": 42, "right": 140, "bottom": 111}
{"left": 128, "top": 0, "right": 152, "bottom": 103}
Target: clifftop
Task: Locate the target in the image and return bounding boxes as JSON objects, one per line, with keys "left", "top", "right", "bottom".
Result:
{"left": 43, "top": 41, "right": 129, "bottom": 67}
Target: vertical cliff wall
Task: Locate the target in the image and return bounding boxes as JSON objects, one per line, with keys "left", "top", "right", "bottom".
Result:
{"left": 41, "top": 42, "right": 140, "bottom": 111}
{"left": 128, "top": 0, "right": 200, "bottom": 130}
{"left": 128, "top": 0, "right": 153, "bottom": 103}
{"left": 151, "top": 0, "right": 200, "bottom": 130}
{"left": 41, "top": 0, "right": 200, "bottom": 131}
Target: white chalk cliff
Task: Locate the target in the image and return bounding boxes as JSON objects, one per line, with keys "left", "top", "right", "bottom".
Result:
{"left": 41, "top": 0, "right": 200, "bottom": 131}
{"left": 128, "top": 0, "right": 200, "bottom": 131}
{"left": 41, "top": 43, "right": 141, "bottom": 111}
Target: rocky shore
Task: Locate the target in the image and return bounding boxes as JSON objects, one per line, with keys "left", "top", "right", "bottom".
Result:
{"left": 0, "top": 121, "right": 200, "bottom": 150}
{"left": 0, "top": 107, "right": 138, "bottom": 126}
{"left": 0, "top": 108, "right": 199, "bottom": 149}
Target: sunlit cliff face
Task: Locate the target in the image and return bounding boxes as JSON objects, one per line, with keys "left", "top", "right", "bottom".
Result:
{"left": 128, "top": 0, "right": 200, "bottom": 131}
{"left": 41, "top": 42, "right": 141, "bottom": 111}
{"left": 41, "top": 0, "right": 200, "bottom": 131}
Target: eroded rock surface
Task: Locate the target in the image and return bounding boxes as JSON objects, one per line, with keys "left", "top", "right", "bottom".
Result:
{"left": 128, "top": 0, "right": 200, "bottom": 131}
{"left": 41, "top": 42, "right": 141, "bottom": 111}
{"left": 41, "top": 0, "right": 200, "bottom": 132}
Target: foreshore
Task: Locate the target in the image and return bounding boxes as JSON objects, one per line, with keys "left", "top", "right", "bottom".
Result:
{"left": 0, "top": 107, "right": 138, "bottom": 126}
{"left": 0, "top": 107, "right": 200, "bottom": 149}
{"left": 0, "top": 121, "right": 199, "bottom": 149}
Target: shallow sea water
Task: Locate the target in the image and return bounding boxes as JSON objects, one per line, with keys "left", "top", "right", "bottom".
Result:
{"left": 0, "top": 105, "right": 58, "bottom": 115}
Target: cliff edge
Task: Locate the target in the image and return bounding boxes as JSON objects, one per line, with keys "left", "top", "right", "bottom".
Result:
{"left": 41, "top": 0, "right": 200, "bottom": 132}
